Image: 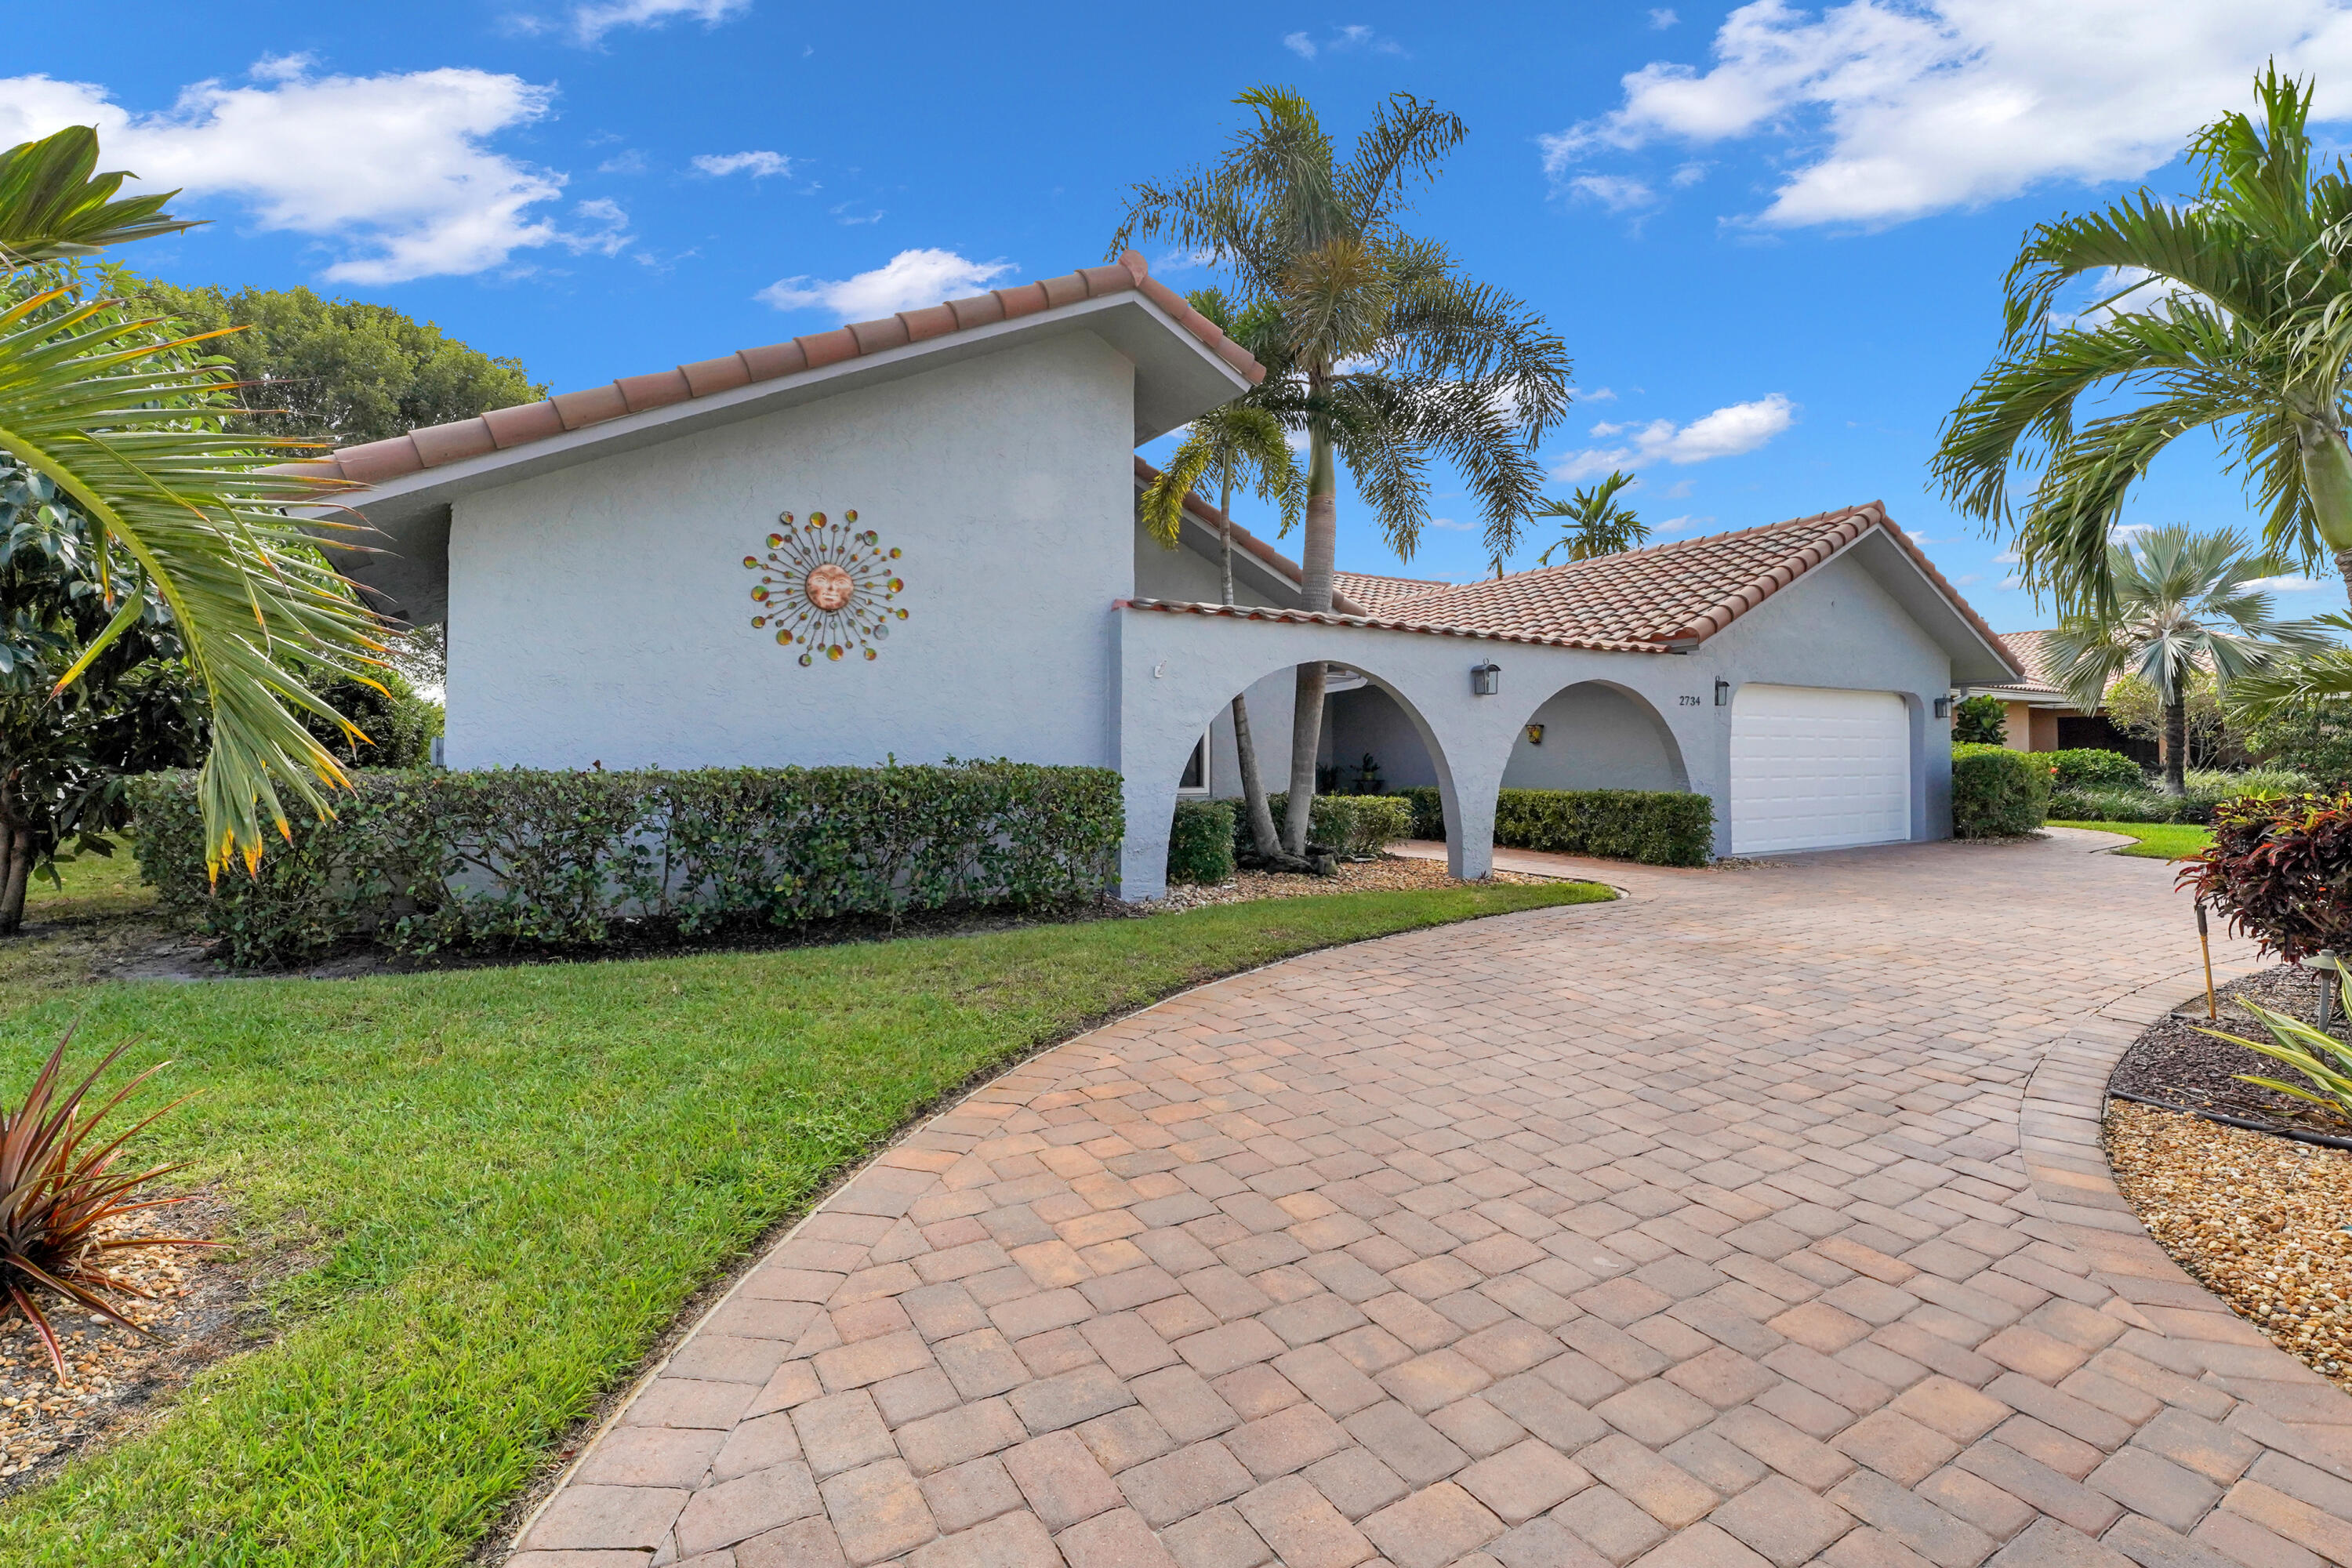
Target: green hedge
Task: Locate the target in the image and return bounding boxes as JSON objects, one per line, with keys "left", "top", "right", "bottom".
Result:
{"left": 2045, "top": 747, "right": 2143, "bottom": 789}
{"left": 1400, "top": 785, "right": 1715, "bottom": 867}
{"left": 1255, "top": 793, "right": 1416, "bottom": 858}
{"left": 1951, "top": 743, "right": 2049, "bottom": 836}
{"left": 2048, "top": 766, "right": 2315, "bottom": 826}
{"left": 132, "top": 762, "right": 1124, "bottom": 967}
{"left": 1167, "top": 799, "right": 1236, "bottom": 884}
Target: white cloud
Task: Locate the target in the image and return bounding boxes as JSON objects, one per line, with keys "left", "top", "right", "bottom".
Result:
{"left": 597, "top": 148, "right": 648, "bottom": 175}
{"left": 1657, "top": 514, "right": 1716, "bottom": 533}
{"left": 758, "top": 247, "right": 1014, "bottom": 318}
{"left": 1567, "top": 174, "right": 1657, "bottom": 212}
{"left": 1650, "top": 8, "right": 1679, "bottom": 26}
{"left": 2056, "top": 264, "right": 2206, "bottom": 328}
{"left": 0, "top": 63, "right": 621, "bottom": 284}
{"left": 1573, "top": 386, "right": 1618, "bottom": 403}
{"left": 1540, "top": 0, "right": 2352, "bottom": 228}
{"left": 1428, "top": 516, "right": 1475, "bottom": 531}
{"left": 556, "top": 0, "right": 752, "bottom": 46}
{"left": 1283, "top": 31, "right": 1318, "bottom": 59}
{"left": 692, "top": 150, "right": 793, "bottom": 179}
{"left": 1552, "top": 394, "right": 1796, "bottom": 481}
{"left": 2249, "top": 574, "right": 2332, "bottom": 593}
{"left": 1284, "top": 24, "right": 1406, "bottom": 60}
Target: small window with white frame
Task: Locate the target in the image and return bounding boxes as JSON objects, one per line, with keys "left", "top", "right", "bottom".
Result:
{"left": 1177, "top": 731, "right": 1210, "bottom": 795}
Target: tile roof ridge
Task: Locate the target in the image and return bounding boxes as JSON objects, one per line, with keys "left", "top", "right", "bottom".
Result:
{"left": 1134, "top": 457, "right": 1369, "bottom": 617}
{"left": 1660, "top": 502, "right": 1889, "bottom": 643}
{"left": 281, "top": 252, "right": 1262, "bottom": 490}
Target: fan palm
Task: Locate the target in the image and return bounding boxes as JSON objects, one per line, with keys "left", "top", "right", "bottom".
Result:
{"left": 1138, "top": 288, "right": 1306, "bottom": 866}
{"left": 0, "top": 127, "right": 379, "bottom": 882}
{"left": 2041, "top": 524, "right": 2327, "bottom": 794}
{"left": 1534, "top": 470, "right": 1646, "bottom": 566}
{"left": 1933, "top": 69, "right": 2352, "bottom": 616}
{"left": 1113, "top": 87, "right": 1573, "bottom": 855}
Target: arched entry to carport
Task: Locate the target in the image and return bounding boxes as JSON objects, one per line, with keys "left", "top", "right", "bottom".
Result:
{"left": 1502, "top": 679, "right": 1689, "bottom": 793}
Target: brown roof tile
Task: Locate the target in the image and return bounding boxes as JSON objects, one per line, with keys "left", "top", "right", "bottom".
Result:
{"left": 285, "top": 252, "right": 1258, "bottom": 488}
{"left": 1118, "top": 597, "right": 1667, "bottom": 655}
{"left": 1332, "top": 571, "right": 1456, "bottom": 617}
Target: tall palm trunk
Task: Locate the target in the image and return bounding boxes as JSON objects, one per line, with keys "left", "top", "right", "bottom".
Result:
{"left": 2162, "top": 689, "right": 2188, "bottom": 797}
{"left": 2303, "top": 417, "right": 2352, "bottom": 608}
{"left": 1218, "top": 474, "right": 1284, "bottom": 862}
{"left": 1283, "top": 394, "right": 1338, "bottom": 857}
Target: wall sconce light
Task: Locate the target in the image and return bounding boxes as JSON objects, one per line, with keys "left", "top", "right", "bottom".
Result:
{"left": 1525, "top": 724, "right": 1545, "bottom": 746}
{"left": 1714, "top": 678, "right": 1730, "bottom": 707}
{"left": 1933, "top": 696, "right": 1952, "bottom": 720}
{"left": 1471, "top": 662, "right": 1501, "bottom": 696}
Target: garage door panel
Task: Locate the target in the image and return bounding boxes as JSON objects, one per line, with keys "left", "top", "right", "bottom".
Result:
{"left": 1730, "top": 685, "right": 1909, "bottom": 855}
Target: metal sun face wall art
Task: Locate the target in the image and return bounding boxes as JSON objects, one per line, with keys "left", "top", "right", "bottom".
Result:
{"left": 743, "top": 509, "right": 906, "bottom": 665}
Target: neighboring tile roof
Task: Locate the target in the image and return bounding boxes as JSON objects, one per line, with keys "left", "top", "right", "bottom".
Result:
{"left": 283, "top": 252, "right": 1261, "bottom": 489}
{"left": 1134, "top": 459, "right": 1369, "bottom": 617}
{"left": 1333, "top": 571, "right": 1455, "bottom": 616}
{"left": 1991, "top": 630, "right": 2063, "bottom": 691}
{"left": 1327, "top": 503, "right": 2016, "bottom": 670}
{"left": 1117, "top": 598, "right": 1670, "bottom": 654}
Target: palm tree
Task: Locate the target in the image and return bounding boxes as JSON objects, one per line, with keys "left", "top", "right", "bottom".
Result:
{"left": 1138, "top": 289, "right": 1305, "bottom": 867}
{"left": 1534, "top": 470, "right": 1646, "bottom": 566}
{"left": 0, "top": 127, "right": 380, "bottom": 884}
{"left": 1113, "top": 87, "right": 1573, "bottom": 856}
{"left": 2042, "top": 524, "right": 2328, "bottom": 794}
{"left": 1933, "top": 69, "right": 2352, "bottom": 615}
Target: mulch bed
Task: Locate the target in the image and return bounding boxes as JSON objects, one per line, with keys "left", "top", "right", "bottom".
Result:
{"left": 2107, "top": 964, "right": 2352, "bottom": 1142}
{"left": 0, "top": 1198, "right": 249, "bottom": 1500}
{"left": 1154, "top": 855, "right": 1564, "bottom": 911}
{"left": 2107, "top": 1101, "right": 2352, "bottom": 1392}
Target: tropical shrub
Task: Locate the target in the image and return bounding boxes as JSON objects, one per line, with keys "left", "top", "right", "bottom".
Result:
{"left": 1398, "top": 786, "right": 1446, "bottom": 841}
{"left": 1167, "top": 798, "right": 1236, "bottom": 884}
{"left": 1951, "top": 694, "right": 2008, "bottom": 746}
{"left": 1952, "top": 743, "right": 2049, "bottom": 837}
{"left": 2045, "top": 747, "right": 2144, "bottom": 789}
{"left": 2178, "top": 792, "right": 2352, "bottom": 964}
{"left": 1258, "top": 793, "right": 1414, "bottom": 859}
{"left": 2049, "top": 766, "right": 2313, "bottom": 826}
{"left": 2198, "top": 972, "right": 2352, "bottom": 1125}
{"left": 299, "top": 667, "right": 443, "bottom": 770}
{"left": 132, "top": 761, "right": 1125, "bottom": 967}
{"left": 1, "top": 1035, "right": 211, "bottom": 1378}
{"left": 1403, "top": 786, "right": 1714, "bottom": 867}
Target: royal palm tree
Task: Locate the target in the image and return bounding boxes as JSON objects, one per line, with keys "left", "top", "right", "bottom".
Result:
{"left": 1113, "top": 87, "right": 1573, "bottom": 856}
{"left": 1138, "top": 289, "right": 1305, "bottom": 866}
{"left": 1534, "top": 470, "right": 1646, "bottom": 565}
{"left": 2042, "top": 524, "right": 2327, "bottom": 794}
{"left": 1934, "top": 70, "right": 2352, "bottom": 616}
{"left": 0, "top": 127, "right": 379, "bottom": 884}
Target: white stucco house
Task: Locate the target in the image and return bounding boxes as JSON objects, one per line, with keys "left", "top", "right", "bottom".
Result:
{"left": 289, "top": 251, "right": 2022, "bottom": 900}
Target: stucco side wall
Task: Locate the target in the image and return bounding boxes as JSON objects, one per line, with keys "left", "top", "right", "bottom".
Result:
{"left": 445, "top": 334, "right": 1134, "bottom": 771}
{"left": 1689, "top": 543, "right": 1956, "bottom": 849}
{"left": 1501, "top": 684, "right": 1686, "bottom": 792}
{"left": 1327, "top": 687, "right": 1439, "bottom": 789}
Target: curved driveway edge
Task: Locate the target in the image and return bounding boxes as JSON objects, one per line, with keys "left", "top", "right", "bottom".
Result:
{"left": 509, "top": 838, "right": 2352, "bottom": 1568}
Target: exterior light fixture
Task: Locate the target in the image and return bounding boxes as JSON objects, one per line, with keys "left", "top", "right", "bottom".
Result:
{"left": 1714, "top": 678, "right": 1730, "bottom": 706}
{"left": 1525, "top": 724, "right": 1545, "bottom": 746}
{"left": 1933, "top": 696, "right": 1952, "bottom": 719}
{"left": 1471, "top": 662, "right": 1501, "bottom": 696}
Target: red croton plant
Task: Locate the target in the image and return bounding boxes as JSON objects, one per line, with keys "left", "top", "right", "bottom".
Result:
{"left": 2178, "top": 793, "right": 2352, "bottom": 963}
{"left": 1, "top": 1035, "right": 212, "bottom": 1380}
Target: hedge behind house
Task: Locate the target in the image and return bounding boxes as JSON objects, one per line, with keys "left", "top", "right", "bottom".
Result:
{"left": 1951, "top": 743, "right": 2049, "bottom": 837}
{"left": 132, "top": 762, "right": 1124, "bottom": 967}
{"left": 1399, "top": 786, "right": 1715, "bottom": 867}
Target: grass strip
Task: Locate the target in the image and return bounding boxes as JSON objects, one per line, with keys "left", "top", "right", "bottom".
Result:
{"left": 2047, "top": 820, "right": 2214, "bottom": 860}
{"left": 0, "top": 878, "right": 1608, "bottom": 1564}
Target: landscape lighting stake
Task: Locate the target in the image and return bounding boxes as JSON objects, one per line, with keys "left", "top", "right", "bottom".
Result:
{"left": 2196, "top": 904, "right": 2215, "bottom": 1022}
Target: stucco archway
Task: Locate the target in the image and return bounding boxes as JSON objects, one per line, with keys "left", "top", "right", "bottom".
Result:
{"left": 1503, "top": 678, "right": 1690, "bottom": 794}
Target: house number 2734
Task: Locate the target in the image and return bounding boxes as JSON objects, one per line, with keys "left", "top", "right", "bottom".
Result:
{"left": 1679, "top": 695, "right": 1702, "bottom": 706}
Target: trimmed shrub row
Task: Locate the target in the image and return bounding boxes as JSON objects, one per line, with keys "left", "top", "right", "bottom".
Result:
{"left": 132, "top": 762, "right": 1124, "bottom": 967}
{"left": 1167, "top": 799, "right": 1236, "bottom": 884}
{"left": 1400, "top": 785, "right": 1715, "bottom": 867}
{"left": 1254, "top": 793, "right": 1416, "bottom": 860}
{"left": 1951, "top": 743, "right": 2049, "bottom": 837}
{"left": 2044, "top": 747, "right": 2143, "bottom": 789}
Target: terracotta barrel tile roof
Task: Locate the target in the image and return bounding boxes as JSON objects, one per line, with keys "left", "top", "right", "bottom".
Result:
{"left": 281, "top": 251, "right": 1259, "bottom": 489}
{"left": 1331, "top": 570, "right": 1456, "bottom": 617}
{"left": 1117, "top": 597, "right": 1670, "bottom": 654}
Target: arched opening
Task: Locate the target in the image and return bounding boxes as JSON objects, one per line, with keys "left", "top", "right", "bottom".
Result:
{"left": 1504, "top": 679, "right": 1689, "bottom": 793}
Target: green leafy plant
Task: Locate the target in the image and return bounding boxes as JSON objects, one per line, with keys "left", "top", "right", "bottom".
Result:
{"left": 1951, "top": 695, "right": 2008, "bottom": 746}
{"left": 2, "top": 1033, "right": 210, "bottom": 1380}
{"left": 1167, "top": 798, "right": 1236, "bottom": 885}
{"left": 2045, "top": 747, "right": 2144, "bottom": 788}
{"left": 2197, "top": 969, "right": 2352, "bottom": 1125}
{"left": 2178, "top": 790, "right": 2352, "bottom": 962}
{"left": 1534, "top": 470, "right": 1648, "bottom": 564}
{"left": 1400, "top": 786, "right": 1715, "bottom": 867}
{"left": 1952, "top": 744, "right": 2051, "bottom": 837}
{"left": 1256, "top": 792, "right": 1414, "bottom": 860}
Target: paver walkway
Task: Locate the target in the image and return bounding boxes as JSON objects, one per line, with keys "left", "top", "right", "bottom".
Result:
{"left": 512, "top": 833, "right": 2352, "bottom": 1568}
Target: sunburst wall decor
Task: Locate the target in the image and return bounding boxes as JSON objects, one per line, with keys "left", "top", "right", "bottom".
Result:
{"left": 742, "top": 509, "right": 906, "bottom": 665}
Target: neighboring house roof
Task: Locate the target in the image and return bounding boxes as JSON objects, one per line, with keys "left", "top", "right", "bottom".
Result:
{"left": 1310, "top": 503, "right": 2020, "bottom": 678}
{"left": 1334, "top": 571, "right": 1456, "bottom": 616}
{"left": 1134, "top": 459, "right": 1370, "bottom": 617}
{"left": 285, "top": 252, "right": 1259, "bottom": 490}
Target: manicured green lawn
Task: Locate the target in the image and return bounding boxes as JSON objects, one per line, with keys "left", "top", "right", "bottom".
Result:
{"left": 2047, "top": 820, "right": 2214, "bottom": 860}
{"left": 20, "top": 841, "right": 155, "bottom": 922}
{"left": 0, "top": 877, "right": 1609, "bottom": 1565}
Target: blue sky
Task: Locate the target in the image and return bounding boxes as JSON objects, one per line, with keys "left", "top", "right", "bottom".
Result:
{"left": 9, "top": 1, "right": 2352, "bottom": 633}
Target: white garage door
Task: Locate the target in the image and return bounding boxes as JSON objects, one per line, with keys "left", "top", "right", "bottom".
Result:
{"left": 1730, "top": 684, "right": 1909, "bottom": 855}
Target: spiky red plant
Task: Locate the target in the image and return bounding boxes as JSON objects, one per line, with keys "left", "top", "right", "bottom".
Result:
{"left": 1, "top": 1033, "right": 212, "bottom": 1380}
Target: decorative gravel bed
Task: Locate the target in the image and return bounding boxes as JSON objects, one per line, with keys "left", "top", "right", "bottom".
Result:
{"left": 1152, "top": 853, "right": 1568, "bottom": 911}
{"left": 2107, "top": 1101, "right": 2352, "bottom": 1392}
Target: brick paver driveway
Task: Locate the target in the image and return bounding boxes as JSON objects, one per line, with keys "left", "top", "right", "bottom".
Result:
{"left": 513, "top": 833, "right": 2352, "bottom": 1568}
